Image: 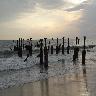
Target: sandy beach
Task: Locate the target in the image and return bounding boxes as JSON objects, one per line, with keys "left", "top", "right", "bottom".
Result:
{"left": 0, "top": 66, "right": 89, "bottom": 96}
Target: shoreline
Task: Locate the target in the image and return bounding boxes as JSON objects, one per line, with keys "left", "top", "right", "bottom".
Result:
{"left": 0, "top": 66, "right": 89, "bottom": 96}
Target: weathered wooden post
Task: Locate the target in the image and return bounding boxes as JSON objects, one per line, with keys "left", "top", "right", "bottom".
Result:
{"left": 44, "top": 38, "right": 48, "bottom": 68}
{"left": 17, "top": 40, "right": 19, "bottom": 48}
{"left": 40, "top": 39, "right": 43, "bottom": 65}
{"left": 67, "top": 38, "right": 70, "bottom": 54}
{"left": 19, "top": 38, "right": 21, "bottom": 48}
{"left": 82, "top": 50, "right": 86, "bottom": 65}
{"left": 56, "top": 38, "right": 58, "bottom": 54}
{"left": 12, "top": 40, "right": 15, "bottom": 51}
{"left": 84, "top": 36, "right": 86, "bottom": 50}
{"left": 51, "top": 45, "right": 53, "bottom": 54}
{"left": 82, "top": 36, "right": 86, "bottom": 65}
{"left": 62, "top": 37, "right": 64, "bottom": 54}
{"left": 30, "top": 38, "right": 32, "bottom": 47}
{"left": 23, "top": 39, "right": 25, "bottom": 50}
{"left": 18, "top": 38, "right": 22, "bottom": 57}
{"left": 21, "top": 38, "right": 22, "bottom": 48}
{"left": 29, "top": 38, "right": 32, "bottom": 56}
{"left": 51, "top": 38, "right": 54, "bottom": 54}
{"left": 78, "top": 38, "right": 80, "bottom": 45}
{"left": 76, "top": 37, "right": 78, "bottom": 45}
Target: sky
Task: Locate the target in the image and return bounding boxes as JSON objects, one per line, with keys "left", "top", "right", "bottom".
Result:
{"left": 0, "top": 0, "right": 95, "bottom": 40}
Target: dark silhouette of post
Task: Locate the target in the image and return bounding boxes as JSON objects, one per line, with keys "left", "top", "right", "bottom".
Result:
{"left": 17, "top": 40, "right": 19, "bottom": 48}
{"left": 29, "top": 38, "right": 32, "bottom": 56}
{"left": 51, "top": 45, "right": 53, "bottom": 54}
{"left": 40, "top": 39, "right": 43, "bottom": 65}
{"left": 76, "top": 37, "right": 78, "bottom": 45}
{"left": 19, "top": 38, "right": 21, "bottom": 48}
{"left": 18, "top": 38, "right": 22, "bottom": 57}
{"left": 62, "top": 37, "right": 64, "bottom": 54}
{"left": 82, "top": 36, "right": 86, "bottom": 65}
{"left": 58, "top": 44, "right": 61, "bottom": 53}
{"left": 84, "top": 36, "right": 86, "bottom": 50}
{"left": 13, "top": 40, "right": 15, "bottom": 51}
{"left": 78, "top": 39, "right": 80, "bottom": 45}
{"left": 44, "top": 38, "right": 48, "bottom": 68}
{"left": 67, "top": 38, "right": 70, "bottom": 54}
{"left": 21, "top": 38, "right": 22, "bottom": 48}
{"left": 51, "top": 38, "right": 54, "bottom": 54}
{"left": 23, "top": 39, "right": 25, "bottom": 50}
{"left": 56, "top": 38, "right": 58, "bottom": 54}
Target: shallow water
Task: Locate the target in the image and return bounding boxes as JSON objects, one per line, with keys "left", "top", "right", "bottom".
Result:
{"left": 0, "top": 65, "right": 89, "bottom": 96}
{"left": 0, "top": 39, "right": 96, "bottom": 95}
{"left": 0, "top": 48, "right": 96, "bottom": 95}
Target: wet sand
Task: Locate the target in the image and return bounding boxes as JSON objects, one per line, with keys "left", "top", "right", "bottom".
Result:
{"left": 0, "top": 66, "right": 90, "bottom": 96}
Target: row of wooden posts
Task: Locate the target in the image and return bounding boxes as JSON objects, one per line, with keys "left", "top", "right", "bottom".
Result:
{"left": 13, "top": 36, "right": 86, "bottom": 69}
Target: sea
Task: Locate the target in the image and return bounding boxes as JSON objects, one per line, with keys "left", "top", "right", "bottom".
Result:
{"left": 0, "top": 38, "right": 96, "bottom": 91}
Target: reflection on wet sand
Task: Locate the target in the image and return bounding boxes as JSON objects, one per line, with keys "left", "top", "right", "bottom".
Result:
{"left": 0, "top": 63, "right": 89, "bottom": 96}
{"left": 82, "top": 65, "right": 89, "bottom": 95}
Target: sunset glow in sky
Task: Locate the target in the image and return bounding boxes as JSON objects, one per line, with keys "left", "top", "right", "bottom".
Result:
{"left": 0, "top": 0, "right": 95, "bottom": 40}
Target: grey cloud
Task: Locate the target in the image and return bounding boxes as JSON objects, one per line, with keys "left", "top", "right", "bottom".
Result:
{"left": 0, "top": 0, "right": 36, "bottom": 22}
{"left": 77, "top": 0, "right": 96, "bottom": 38}
{"left": 0, "top": 0, "right": 65, "bottom": 22}
{"left": 37, "top": 0, "right": 65, "bottom": 9}
{"left": 65, "top": 1, "right": 88, "bottom": 12}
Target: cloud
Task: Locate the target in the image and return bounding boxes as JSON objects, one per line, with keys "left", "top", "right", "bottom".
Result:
{"left": 1, "top": 0, "right": 95, "bottom": 40}
{"left": 75, "top": 0, "right": 96, "bottom": 38}
{"left": 0, "top": 0, "right": 84, "bottom": 22}
{"left": 65, "top": 1, "right": 88, "bottom": 12}
{"left": 0, "top": 0, "right": 36, "bottom": 22}
{"left": 36, "top": 0, "right": 65, "bottom": 9}
{"left": 0, "top": 0, "right": 66, "bottom": 22}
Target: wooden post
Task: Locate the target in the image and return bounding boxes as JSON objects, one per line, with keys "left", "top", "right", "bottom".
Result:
{"left": 21, "top": 38, "right": 23, "bottom": 49}
{"left": 78, "top": 39, "right": 80, "bottom": 45}
{"left": 56, "top": 38, "right": 58, "bottom": 54}
{"left": 51, "top": 45, "right": 53, "bottom": 54}
{"left": 44, "top": 38, "right": 47, "bottom": 55}
{"left": 62, "top": 37, "right": 64, "bottom": 54}
{"left": 82, "top": 36, "right": 86, "bottom": 65}
{"left": 82, "top": 50, "right": 86, "bottom": 65}
{"left": 44, "top": 38, "right": 48, "bottom": 68}
{"left": 29, "top": 38, "right": 32, "bottom": 56}
{"left": 67, "top": 38, "right": 70, "bottom": 54}
{"left": 18, "top": 38, "right": 22, "bottom": 57}
{"left": 44, "top": 38, "right": 47, "bottom": 47}
{"left": 23, "top": 39, "right": 25, "bottom": 50}
{"left": 84, "top": 36, "right": 86, "bottom": 50}
{"left": 40, "top": 39, "right": 43, "bottom": 65}
{"left": 19, "top": 38, "right": 21, "bottom": 48}
{"left": 17, "top": 40, "right": 19, "bottom": 48}
{"left": 76, "top": 37, "right": 78, "bottom": 45}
